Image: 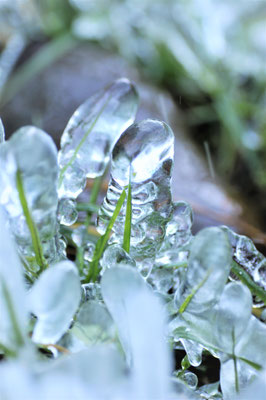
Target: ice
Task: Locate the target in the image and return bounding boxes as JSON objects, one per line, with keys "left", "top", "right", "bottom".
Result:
{"left": 58, "top": 78, "right": 139, "bottom": 199}
{"left": 0, "top": 207, "right": 28, "bottom": 352}
{"left": 222, "top": 226, "right": 266, "bottom": 291}
{"left": 29, "top": 260, "right": 81, "bottom": 344}
{"left": 155, "top": 201, "right": 193, "bottom": 267}
{"left": 97, "top": 119, "right": 174, "bottom": 261}
{"left": 0, "top": 126, "right": 59, "bottom": 262}
{"left": 214, "top": 282, "right": 252, "bottom": 352}
{"left": 101, "top": 265, "right": 173, "bottom": 399}
{"left": 70, "top": 300, "right": 116, "bottom": 346}
{"left": 175, "top": 227, "right": 231, "bottom": 314}
{"left": 0, "top": 118, "right": 5, "bottom": 142}
{"left": 180, "top": 339, "right": 203, "bottom": 367}
{"left": 57, "top": 198, "right": 78, "bottom": 226}
{"left": 101, "top": 244, "right": 136, "bottom": 271}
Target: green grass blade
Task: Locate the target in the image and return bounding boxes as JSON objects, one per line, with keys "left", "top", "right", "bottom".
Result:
{"left": 179, "top": 269, "right": 212, "bottom": 314}
{"left": 16, "top": 169, "right": 47, "bottom": 271}
{"left": 58, "top": 95, "right": 112, "bottom": 188}
{"left": 85, "top": 189, "right": 126, "bottom": 282}
{"left": 0, "top": 33, "right": 77, "bottom": 107}
{"left": 232, "top": 329, "right": 239, "bottom": 393}
{"left": 238, "top": 357, "right": 262, "bottom": 371}
{"left": 123, "top": 166, "right": 132, "bottom": 253}
{"left": 76, "top": 203, "right": 99, "bottom": 213}
{"left": 1, "top": 280, "right": 25, "bottom": 348}
{"left": 231, "top": 260, "right": 266, "bottom": 305}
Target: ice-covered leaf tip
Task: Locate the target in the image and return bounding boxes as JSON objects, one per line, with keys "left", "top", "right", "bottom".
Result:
{"left": 29, "top": 260, "right": 81, "bottom": 344}
{"left": 0, "top": 118, "right": 5, "bottom": 143}
{"left": 0, "top": 126, "right": 58, "bottom": 261}
{"left": 176, "top": 227, "right": 231, "bottom": 314}
{"left": 58, "top": 78, "right": 139, "bottom": 199}
{"left": 97, "top": 119, "right": 174, "bottom": 260}
{"left": 101, "top": 265, "right": 172, "bottom": 399}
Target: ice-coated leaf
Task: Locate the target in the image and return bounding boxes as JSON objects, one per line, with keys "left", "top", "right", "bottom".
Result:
{"left": 214, "top": 282, "right": 252, "bottom": 351}
{"left": 29, "top": 260, "right": 81, "bottom": 344}
{"left": 97, "top": 119, "right": 174, "bottom": 262}
{"left": 101, "top": 265, "right": 173, "bottom": 399}
{"left": 0, "top": 126, "right": 59, "bottom": 263}
{"left": 222, "top": 226, "right": 266, "bottom": 293}
{"left": 0, "top": 207, "right": 28, "bottom": 352}
{"left": 0, "top": 118, "right": 5, "bottom": 143}
{"left": 58, "top": 78, "right": 139, "bottom": 198}
{"left": 175, "top": 227, "right": 231, "bottom": 314}
{"left": 70, "top": 300, "right": 116, "bottom": 346}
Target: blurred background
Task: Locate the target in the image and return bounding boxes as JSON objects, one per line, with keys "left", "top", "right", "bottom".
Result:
{"left": 1, "top": 0, "right": 266, "bottom": 241}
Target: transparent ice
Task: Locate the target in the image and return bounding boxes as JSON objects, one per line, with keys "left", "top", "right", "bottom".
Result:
{"left": 0, "top": 207, "right": 28, "bottom": 352}
{"left": 97, "top": 119, "right": 174, "bottom": 262}
{"left": 57, "top": 197, "right": 78, "bottom": 226}
{"left": 175, "top": 227, "right": 231, "bottom": 314}
{"left": 58, "top": 78, "right": 139, "bottom": 200}
{"left": 0, "top": 126, "right": 59, "bottom": 262}
{"left": 222, "top": 226, "right": 266, "bottom": 291}
{"left": 101, "top": 265, "right": 173, "bottom": 399}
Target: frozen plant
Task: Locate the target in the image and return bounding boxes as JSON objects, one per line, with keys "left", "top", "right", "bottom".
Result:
{"left": 0, "top": 79, "right": 265, "bottom": 399}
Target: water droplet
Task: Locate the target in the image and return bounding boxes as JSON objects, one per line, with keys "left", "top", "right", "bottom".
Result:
{"left": 58, "top": 198, "right": 78, "bottom": 226}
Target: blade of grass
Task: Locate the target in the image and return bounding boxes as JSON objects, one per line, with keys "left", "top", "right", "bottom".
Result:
{"left": 0, "top": 33, "right": 77, "bottom": 106}
{"left": 85, "top": 189, "right": 126, "bottom": 282}
{"left": 1, "top": 280, "right": 25, "bottom": 348}
{"left": 231, "top": 260, "right": 266, "bottom": 305}
{"left": 232, "top": 329, "right": 239, "bottom": 393}
{"left": 16, "top": 169, "right": 47, "bottom": 271}
{"left": 76, "top": 203, "right": 99, "bottom": 213}
{"left": 179, "top": 269, "right": 212, "bottom": 314}
{"left": 123, "top": 165, "right": 132, "bottom": 253}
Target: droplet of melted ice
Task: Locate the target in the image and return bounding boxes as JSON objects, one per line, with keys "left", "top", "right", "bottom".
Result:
{"left": 97, "top": 119, "right": 174, "bottom": 261}
{"left": 221, "top": 226, "right": 266, "bottom": 291}
{"left": 175, "top": 227, "right": 231, "bottom": 314}
{"left": 0, "top": 126, "right": 59, "bottom": 260}
{"left": 0, "top": 118, "right": 5, "bottom": 143}
{"left": 58, "top": 78, "right": 139, "bottom": 199}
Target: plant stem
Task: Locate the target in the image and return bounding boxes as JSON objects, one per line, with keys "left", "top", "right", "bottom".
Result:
{"left": 16, "top": 169, "right": 47, "bottom": 271}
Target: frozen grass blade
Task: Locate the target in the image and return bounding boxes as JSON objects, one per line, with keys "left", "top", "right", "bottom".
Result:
{"left": 179, "top": 269, "right": 212, "bottom": 314}
{"left": 122, "top": 166, "right": 132, "bottom": 254}
{"left": 85, "top": 189, "right": 126, "bottom": 282}
{"left": 16, "top": 169, "right": 47, "bottom": 271}
{"left": 1, "top": 281, "right": 25, "bottom": 348}
{"left": 231, "top": 261, "right": 266, "bottom": 305}
{"left": 58, "top": 95, "right": 112, "bottom": 187}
